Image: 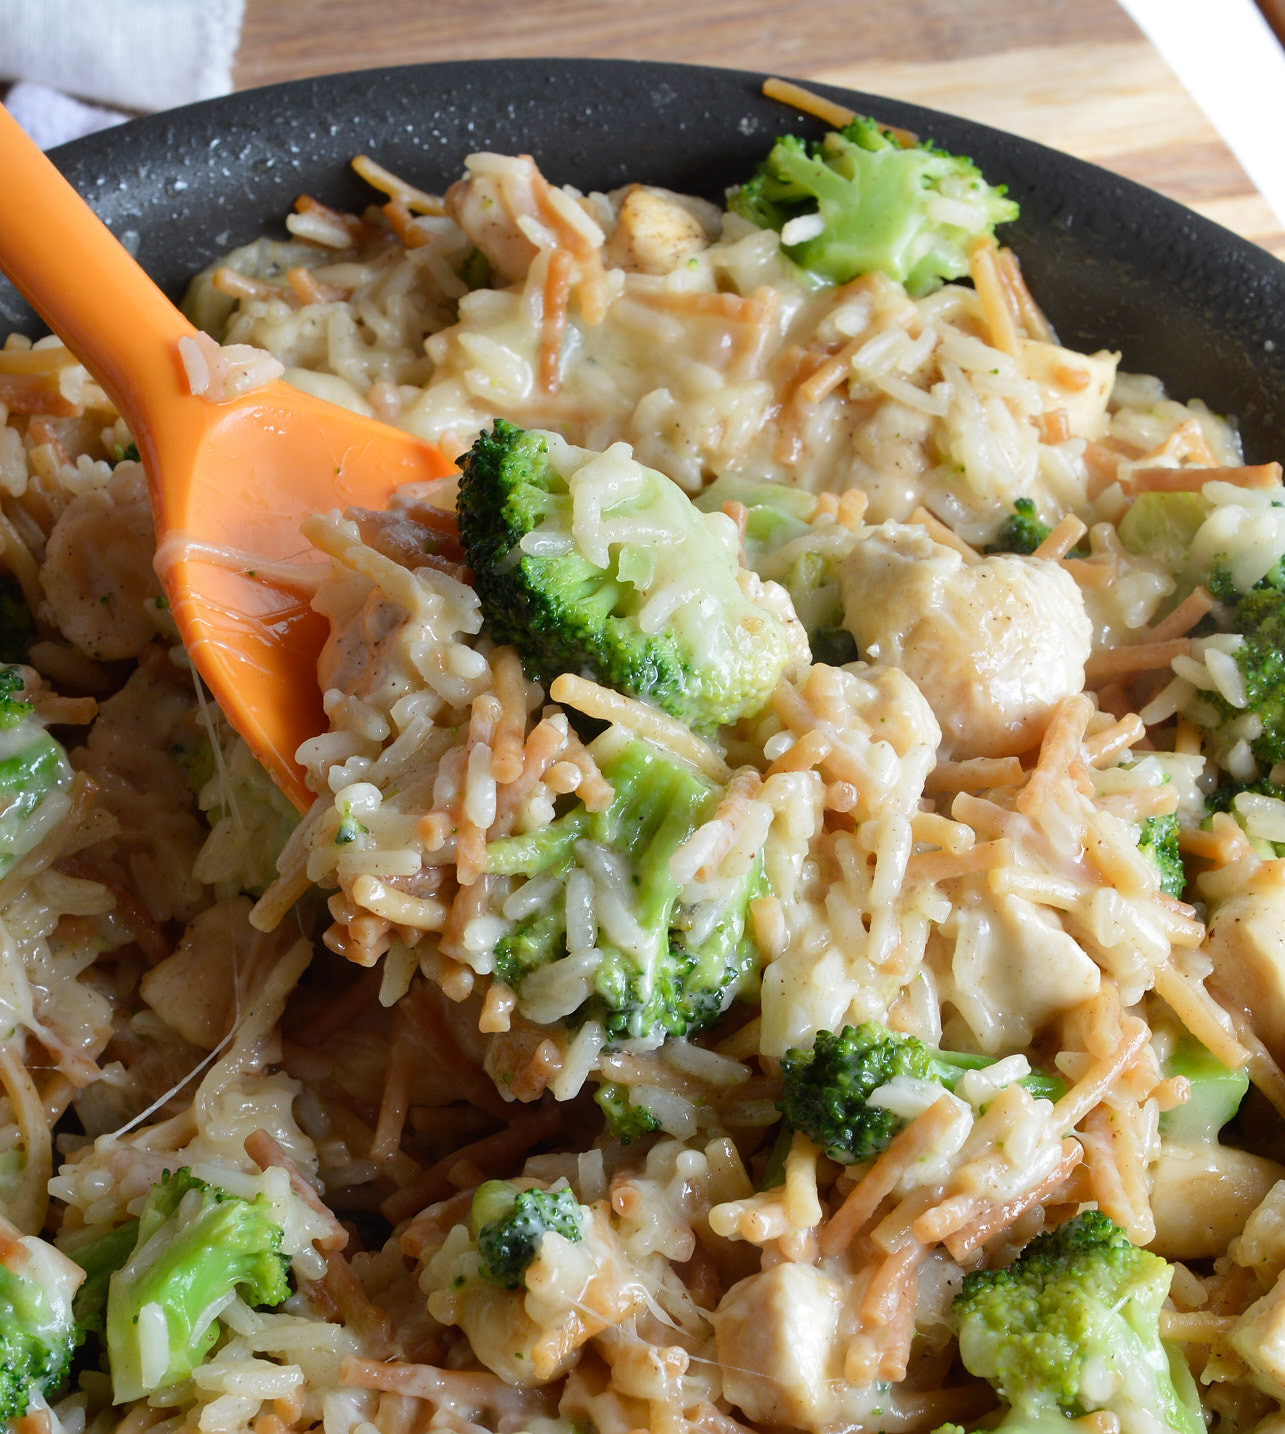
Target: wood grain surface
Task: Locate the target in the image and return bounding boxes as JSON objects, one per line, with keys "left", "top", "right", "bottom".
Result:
{"left": 235, "top": 0, "right": 1285, "bottom": 259}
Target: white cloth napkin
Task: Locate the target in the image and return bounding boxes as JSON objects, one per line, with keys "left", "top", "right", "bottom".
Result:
{"left": 1118, "top": 0, "right": 1285, "bottom": 228}
{"left": 0, "top": 0, "right": 245, "bottom": 146}
{"left": 3, "top": 80, "right": 129, "bottom": 148}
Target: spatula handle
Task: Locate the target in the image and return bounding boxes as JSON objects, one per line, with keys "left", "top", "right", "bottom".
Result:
{"left": 0, "top": 104, "right": 195, "bottom": 439}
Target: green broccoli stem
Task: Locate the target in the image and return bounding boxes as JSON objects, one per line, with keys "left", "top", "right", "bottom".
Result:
{"left": 487, "top": 736, "right": 709, "bottom": 996}
{"left": 583, "top": 734, "right": 724, "bottom": 1040}
{"left": 923, "top": 1047, "right": 1065, "bottom": 1105}
{"left": 105, "top": 1170, "right": 289, "bottom": 1403}
{"left": 759, "top": 1121, "right": 795, "bottom": 1190}
{"left": 595, "top": 734, "right": 712, "bottom": 936}
{"left": 66, "top": 1217, "right": 140, "bottom": 1335}
{"left": 486, "top": 808, "right": 593, "bottom": 878}
{"left": 1158, "top": 1031, "right": 1249, "bottom": 1145}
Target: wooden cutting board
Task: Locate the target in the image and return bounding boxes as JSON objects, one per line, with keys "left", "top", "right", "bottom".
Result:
{"left": 236, "top": 0, "right": 1285, "bottom": 260}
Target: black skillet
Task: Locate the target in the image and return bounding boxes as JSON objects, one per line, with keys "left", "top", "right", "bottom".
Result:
{"left": 3, "top": 58, "right": 1281, "bottom": 458}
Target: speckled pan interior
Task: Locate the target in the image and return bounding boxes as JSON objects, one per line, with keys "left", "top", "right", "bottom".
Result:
{"left": 3, "top": 58, "right": 1282, "bottom": 457}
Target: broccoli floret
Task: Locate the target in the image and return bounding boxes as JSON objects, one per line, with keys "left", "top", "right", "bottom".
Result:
{"left": 780, "top": 1023, "right": 1065, "bottom": 1164}
{"left": 728, "top": 114, "right": 1018, "bottom": 296}
{"left": 105, "top": 1168, "right": 289, "bottom": 1403}
{"left": 0, "top": 668, "right": 75, "bottom": 881}
{"left": 470, "top": 1180, "right": 584, "bottom": 1290}
{"left": 0, "top": 1234, "right": 80, "bottom": 1422}
{"left": 0, "top": 665, "right": 31, "bottom": 729}
{"left": 456, "top": 421, "right": 790, "bottom": 731}
{"left": 0, "top": 580, "right": 34, "bottom": 662}
{"left": 989, "top": 498, "right": 1051, "bottom": 556}
{"left": 1116, "top": 490, "right": 1285, "bottom": 767}
{"left": 952, "top": 1211, "right": 1203, "bottom": 1434}
{"left": 594, "top": 1082, "right": 661, "bottom": 1143}
{"left": 488, "top": 731, "right": 764, "bottom": 1045}
{"left": 986, "top": 499, "right": 1090, "bottom": 560}
{"left": 1208, "top": 581, "right": 1285, "bottom": 766}
{"left": 171, "top": 730, "right": 218, "bottom": 795}
{"left": 1158, "top": 1030, "right": 1249, "bottom": 1145}
{"left": 1137, "top": 812, "right": 1184, "bottom": 898}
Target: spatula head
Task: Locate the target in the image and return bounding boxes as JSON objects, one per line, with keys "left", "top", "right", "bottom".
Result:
{"left": 154, "top": 385, "right": 456, "bottom": 811}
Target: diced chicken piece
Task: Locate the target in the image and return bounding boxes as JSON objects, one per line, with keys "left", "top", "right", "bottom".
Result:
{"left": 1205, "top": 885, "right": 1285, "bottom": 1063}
{"left": 39, "top": 462, "right": 163, "bottom": 660}
{"left": 72, "top": 668, "right": 210, "bottom": 924}
{"left": 712, "top": 1262, "right": 880, "bottom": 1431}
{"left": 842, "top": 662, "right": 943, "bottom": 801}
{"left": 1150, "top": 1142, "right": 1285, "bottom": 1261}
{"left": 604, "top": 185, "right": 713, "bottom": 275}
{"left": 1231, "top": 1276, "right": 1285, "bottom": 1400}
{"left": 840, "top": 523, "right": 1092, "bottom": 758}
{"left": 1018, "top": 340, "right": 1119, "bottom": 440}
{"left": 139, "top": 897, "right": 261, "bottom": 1048}
{"left": 1234, "top": 1181, "right": 1285, "bottom": 1287}
{"left": 937, "top": 883, "right": 1101, "bottom": 1052}
{"left": 444, "top": 153, "right": 546, "bottom": 285}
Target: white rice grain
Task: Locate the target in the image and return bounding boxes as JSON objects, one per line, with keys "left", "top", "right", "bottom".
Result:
{"left": 503, "top": 871, "right": 564, "bottom": 921}
{"left": 1139, "top": 675, "right": 1196, "bottom": 725}
{"left": 1235, "top": 791, "right": 1285, "bottom": 844}
{"left": 631, "top": 1082, "right": 698, "bottom": 1139}
{"left": 780, "top": 212, "right": 826, "bottom": 246}
{"left": 661, "top": 1041, "right": 749, "bottom": 1087}
{"left": 463, "top": 742, "right": 497, "bottom": 830}
{"left": 564, "top": 867, "right": 598, "bottom": 953}
{"left": 519, "top": 529, "right": 576, "bottom": 557}
{"left": 136, "top": 1302, "right": 169, "bottom": 1392}
{"left": 874, "top": 374, "right": 949, "bottom": 417}
{"left": 550, "top": 1019, "right": 605, "bottom": 1101}
{"left": 461, "top": 913, "right": 509, "bottom": 954}
{"left": 1204, "top": 647, "right": 1248, "bottom": 709}
{"left": 518, "top": 948, "right": 604, "bottom": 1025}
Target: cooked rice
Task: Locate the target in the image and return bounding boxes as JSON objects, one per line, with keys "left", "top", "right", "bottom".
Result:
{"left": 3, "top": 123, "right": 1285, "bottom": 1434}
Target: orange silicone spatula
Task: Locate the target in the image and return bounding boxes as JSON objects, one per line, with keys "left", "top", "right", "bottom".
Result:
{"left": 0, "top": 104, "right": 456, "bottom": 810}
